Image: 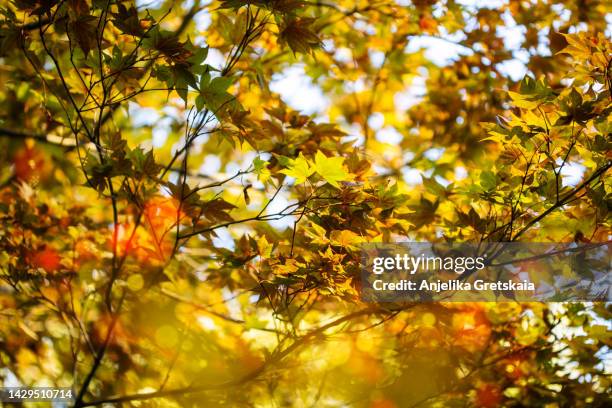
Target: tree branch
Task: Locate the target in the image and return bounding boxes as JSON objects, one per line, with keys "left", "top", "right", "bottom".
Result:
{"left": 79, "top": 306, "right": 409, "bottom": 407}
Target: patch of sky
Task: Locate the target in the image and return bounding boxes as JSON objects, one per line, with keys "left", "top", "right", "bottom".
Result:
{"left": 269, "top": 65, "right": 329, "bottom": 115}
{"left": 535, "top": 26, "right": 553, "bottom": 56}
{"left": 168, "top": 171, "right": 179, "bottom": 185}
{"left": 432, "top": 2, "right": 446, "bottom": 19}
{"left": 322, "top": 38, "right": 335, "bottom": 52}
{"left": 281, "top": 175, "right": 296, "bottom": 187}
{"left": 399, "top": 0, "right": 532, "bottom": 81}
{"left": 499, "top": 11, "right": 526, "bottom": 50}
{"left": 367, "top": 112, "right": 385, "bottom": 131}
{"left": 128, "top": 103, "right": 159, "bottom": 127}
{"left": 497, "top": 59, "right": 528, "bottom": 81}
{"left": 556, "top": 159, "right": 585, "bottom": 187}
{"left": 455, "top": 166, "right": 468, "bottom": 180}
{"left": 211, "top": 227, "right": 235, "bottom": 250}
{"left": 248, "top": 294, "right": 260, "bottom": 304}
{"left": 343, "top": 78, "right": 366, "bottom": 93}
{"left": 456, "top": 0, "right": 506, "bottom": 9}
{"left": 152, "top": 120, "right": 171, "bottom": 147}
{"left": 221, "top": 287, "right": 246, "bottom": 320}
{"left": 1, "top": 368, "right": 20, "bottom": 386}
{"left": 224, "top": 151, "right": 258, "bottom": 181}
{"left": 568, "top": 22, "right": 589, "bottom": 33}
{"left": 550, "top": 4, "right": 572, "bottom": 30}
{"left": 264, "top": 193, "right": 296, "bottom": 230}
{"left": 136, "top": 0, "right": 165, "bottom": 9}
{"left": 402, "top": 151, "right": 415, "bottom": 163}
{"left": 405, "top": 33, "right": 473, "bottom": 66}
{"left": 128, "top": 103, "right": 171, "bottom": 149}
{"left": 206, "top": 48, "right": 226, "bottom": 71}
{"left": 403, "top": 167, "right": 432, "bottom": 185}
{"left": 424, "top": 147, "right": 444, "bottom": 162}
{"left": 369, "top": 50, "right": 386, "bottom": 69}
{"left": 394, "top": 75, "right": 427, "bottom": 111}
{"left": 192, "top": 2, "right": 212, "bottom": 31}
{"left": 595, "top": 346, "right": 611, "bottom": 375}
{"left": 197, "top": 315, "right": 216, "bottom": 331}
{"left": 240, "top": 151, "right": 259, "bottom": 170}
{"left": 345, "top": 123, "right": 365, "bottom": 147}
{"left": 199, "top": 154, "right": 222, "bottom": 175}
{"left": 152, "top": 106, "right": 180, "bottom": 147}
{"left": 495, "top": 11, "right": 530, "bottom": 81}
{"left": 435, "top": 175, "right": 451, "bottom": 187}
{"left": 372, "top": 164, "right": 388, "bottom": 176}
{"left": 353, "top": 20, "right": 377, "bottom": 35}
{"left": 334, "top": 47, "right": 353, "bottom": 64}
{"left": 376, "top": 127, "right": 404, "bottom": 145}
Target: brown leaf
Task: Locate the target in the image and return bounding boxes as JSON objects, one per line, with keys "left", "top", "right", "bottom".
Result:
{"left": 279, "top": 17, "right": 321, "bottom": 55}
{"left": 68, "top": 14, "right": 98, "bottom": 54}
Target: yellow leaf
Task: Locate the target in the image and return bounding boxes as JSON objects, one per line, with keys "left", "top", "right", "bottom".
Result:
{"left": 275, "top": 259, "right": 299, "bottom": 275}
{"left": 256, "top": 235, "right": 272, "bottom": 257}
{"left": 253, "top": 156, "right": 271, "bottom": 183}
{"left": 314, "top": 150, "right": 352, "bottom": 188}
{"left": 280, "top": 153, "right": 315, "bottom": 184}
{"left": 507, "top": 91, "right": 540, "bottom": 109}
{"left": 330, "top": 229, "right": 362, "bottom": 249}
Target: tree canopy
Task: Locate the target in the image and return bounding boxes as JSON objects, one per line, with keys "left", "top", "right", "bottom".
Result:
{"left": 0, "top": 0, "right": 610, "bottom": 407}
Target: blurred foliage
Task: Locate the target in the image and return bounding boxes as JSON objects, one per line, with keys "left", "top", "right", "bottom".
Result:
{"left": 0, "top": 0, "right": 610, "bottom": 407}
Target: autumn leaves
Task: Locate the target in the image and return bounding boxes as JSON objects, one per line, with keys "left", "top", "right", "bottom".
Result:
{"left": 280, "top": 150, "right": 353, "bottom": 188}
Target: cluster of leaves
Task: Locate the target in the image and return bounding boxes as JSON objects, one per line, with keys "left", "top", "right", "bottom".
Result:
{"left": 0, "top": 0, "right": 610, "bottom": 407}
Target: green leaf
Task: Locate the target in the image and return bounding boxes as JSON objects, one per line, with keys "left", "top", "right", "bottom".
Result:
{"left": 480, "top": 170, "right": 497, "bottom": 191}
{"left": 128, "top": 148, "right": 161, "bottom": 179}
{"left": 422, "top": 175, "right": 446, "bottom": 196}
{"left": 187, "top": 43, "right": 209, "bottom": 67}
{"left": 195, "top": 94, "right": 205, "bottom": 111}
{"left": 198, "top": 74, "right": 235, "bottom": 113}
{"left": 508, "top": 76, "right": 554, "bottom": 109}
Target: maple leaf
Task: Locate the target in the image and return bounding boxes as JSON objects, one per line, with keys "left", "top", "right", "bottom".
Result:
{"left": 112, "top": 4, "right": 146, "bottom": 37}
{"left": 29, "top": 246, "right": 61, "bottom": 272}
{"left": 253, "top": 156, "right": 271, "bottom": 182}
{"left": 280, "top": 153, "right": 315, "bottom": 184}
{"left": 68, "top": 14, "right": 98, "bottom": 55}
{"left": 200, "top": 198, "right": 236, "bottom": 223}
{"left": 196, "top": 73, "right": 235, "bottom": 113}
{"left": 314, "top": 151, "right": 352, "bottom": 188}
{"left": 278, "top": 17, "right": 321, "bottom": 55}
